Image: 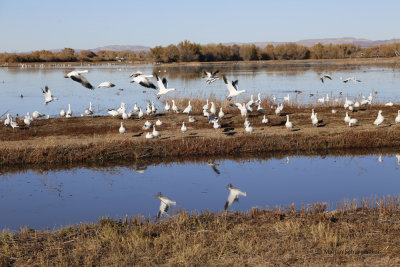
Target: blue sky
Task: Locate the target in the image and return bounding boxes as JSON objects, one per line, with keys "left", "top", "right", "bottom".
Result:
{"left": 0, "top": 0, "right": 399, "bottom": 52}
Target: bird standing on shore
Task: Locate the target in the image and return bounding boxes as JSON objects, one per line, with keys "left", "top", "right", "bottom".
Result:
{"left": 373, "top": 110, "right": 384, "bottom": 126}
{"left": 285, "top": 115, "right": 293, "bottom": 130}
{"left": 119, "top": 122, "right": 126, "bottom": 134}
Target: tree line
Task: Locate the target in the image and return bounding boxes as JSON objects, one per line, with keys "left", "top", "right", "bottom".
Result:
{"left": 1, "top": 40, "right": 400, "bottom": 63}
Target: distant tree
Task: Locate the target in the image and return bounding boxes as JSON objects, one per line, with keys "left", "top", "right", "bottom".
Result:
{"left": 177, "top": 40, "right": 201, "bottom": 62}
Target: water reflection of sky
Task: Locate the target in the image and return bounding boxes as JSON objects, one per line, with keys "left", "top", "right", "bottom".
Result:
{"left": 0, "top": 63, "right": 399, "bottom": 117}
{"left": 0, "top": 154, "right": 399, "bottom": 230}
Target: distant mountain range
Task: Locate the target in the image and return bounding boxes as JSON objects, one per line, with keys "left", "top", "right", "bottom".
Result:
{"left": 224, "top": 37, "right": 400, "bottom": 48}
{"left": 15, "top": 38, "right": 400, "bottom": 54}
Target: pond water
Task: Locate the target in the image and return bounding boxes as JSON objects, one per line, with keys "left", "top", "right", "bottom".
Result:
{"left": 0, "top": 153, "right": 399, "bottom": 230}
{"left": 0, "top": 62, "right": 399, "bottom": 118}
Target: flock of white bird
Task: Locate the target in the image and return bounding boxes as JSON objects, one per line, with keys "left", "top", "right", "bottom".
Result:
{"left": 2, "top": 70, "right": 400, "bottom": 137}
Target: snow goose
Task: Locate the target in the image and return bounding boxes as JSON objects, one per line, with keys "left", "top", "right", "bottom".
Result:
{"left": 156, "top": 119, "right": 163, "bottom": 126}
{"left": 396, "top": 154, "right": 400, "bottom": 165}
{"left": 181, "top": 122, "right": 187, "bottom": 132}
{"left": 310, "top": 109, "right": 316, "bottom": 120}
{"left": 213, "top": 119, "right": 221, "bottom": 129}
{"left": 262, "top": 115, "right": 269, "bottom": 124}
{"left": 130, "top": 72, "right": 156, "bottom": 89}
{"left": 233, "top": 103, "right": 247, "bottom": 117}
{"left": 151, "top": 101, "right": 157, "bottom": 114}
{"left": 385, "top": 101, "right": 394, "bottom": 107}
{"left": 344, "top": 112, "right": 350, "bottom": 123}
{"left": 24, "top": 112, "right": 33, "bottom": 126}
{"left": 145, "top": 132, "right": 154, "bottom": 139}
{"left": 119, "top": 122, "right": 126, "bottom": 134}
{"left": 97, "top": 81, "right": 115, "bottom": 88}
{"left": 156, "top": 192, "right": 176, "bottom": 219}
{"left": 134, "top": 103, "right": 139, "bottom": 112}
{"left": 244, "top": 118, "right": 250, "bottom": 128}
{"left": 60, "top": 109, "right": 66, "bottom": 117}
{"left": 154, "top": 73, "right": 176, "bottom": 98}
{"left": 146, "top": 103, "right": 152, "bottom": 115}
{"left": 343, "top": 77, "right": 361, "bottom": 83}
{"left": 210, "top": 102, "right": 216, "bottom": 115}
{"left": 108, "top": 109, "right": 119, "bottom": 117}
{"left": 10, "top": 118, "right": 19, "bottom": 129}
{"left": 84, "top": 102, "right": 93, "bottom": 115}
{"left": 257, "top": 104, "right": 264, "bottom": 113}
{"left": 188, "top": 116, "right": 197, "bottom": 123}
{"left": 218, "top": 107, "right": 225, "bottom": 118}
{"left": 275, "top": 104, "right": 283, "bottom": 115}
{"left": 255, "top": 93, "right": 262, "bottom": 105}
{"left": 32, "top": 111, "right": 45, "bottom": 119}
{"left": 320, "top": 74, "right": 332, "bottom": 83}
{"left": 142, "top": 120, "right": 152, "bottom": 130}
{"left": 285, "top": 115, "right": 293, "bottom": 129}
{"left": 331, "top": 109, "right": 338, "bottom": 114}
{"left": 354, "top": 101, "right": 360, "bottom": 108}
{"left": 203, "top": 109, "right": 210, "bottom": 118}
{"left": 4, "top": 113, "right": 10, "bottom": 126}
{"left": 182, "top": 101, "right": 192, "bottom": 114}
{"left": 368, "top": 93, "right": 373, "bottom": 102}
{"left": 138, "top": 108, "right": 144, "bottom": 119}
{"left": 317, "top": 96, "right": 325, "bottom": 104}
{"left": 344, "top": 97, "right": 354, "bottom": 107}
{"left": 66, "top": 104, "right": 72, "bottom": 118}
{"left": 64, "top": 70, "right": 94, "bottom": 89}
{"left": 172, "top": 100, "right": 179, "bottom": 113}
{"left": 348, "top": 118, "right": 358, "bottom": 127}
{"left": 41, "top": 85, "right": 58, "bottom": 104}
{"left": 122, "top": 111, "right": 128, "bottom": 120}
{"left": 224, "top": 184, "right": 247, "bottom": 211}
{"left": 202, "top": 99, "right": 209, "bottom": 110}
{"left": 312, "top": 113, "right": 318, "bottom": 126}
{"left": 203, "top": 70, "right": 219, "bottom": 84}
{"left": 373, "top": 110, "right": 384, "bottom": 126}
{"left": 245, "top": 124, "right": 254, "bottom": 133}
{"left": 117, "top": 102, "right": 126, "bottom": 115}
{"left": 283, "top": 94, "right": 290, "bottom": 103}
{"left": 395, "top": 110, "right": 400, "bottom": 123}
{"left": 222, "top": 76, "right": 246, "bottom": 100}
{"left": 152, "top": 125, "right": 160, "bottom": 137}
{"left": 348, "top": 105, "right": 354, "bottom": 112}
{"left": 164, "top": 101, "right": 171, "bottom": 112}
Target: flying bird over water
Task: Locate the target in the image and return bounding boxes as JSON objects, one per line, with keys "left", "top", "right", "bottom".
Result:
{"left": 64, "top": 70, "right": 94, "bottom": 89}
{"left": 224, "top": 184, "right": 247, "bottom": 210}
{"left": 97, "top": 81, "right": 115, "bottom": 88}
{"left": 342, "top": 77, "right": 361, "bottom": 83}
{"left": 153, "top": 72, "right": 176, "bottom": 98}
{"left": 320, "top": 74, "right": 332, "bottom": 83}
{"left": 207, "top": 159, "right": 221, "bottom": 175}
{"left": 223, "top": 76, "right": 246, "bottom": 100}
{"left": 156, "top": 192, "right": 176, "bottom": 219}
{"left": 41, "top": 85, "right": 57, "bottom": 104}
{"left": 130, "top": 72, "right": 157, "bottom": 89}
{"left": 203, "top": 70, "right": 219, "bottom": 84}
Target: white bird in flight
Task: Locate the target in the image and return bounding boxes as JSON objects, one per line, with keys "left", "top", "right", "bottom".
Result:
{"left": 223, "top": 76, "right": 246, "bottom": 100}
{"left": 41, "top": 85, "right": 57, "bottom": 105}
{"left": 156, "top": 192, "right": 176, "bottom": 219}
{"left": 130, "top": 71, "right": 157, "bottom": 89}
{"left": 98, "top": 81, "right": 115, "bottom": 88}
{"left": 64, "top": 70, "right": 94, "bottom": 89}
{"left": 224, "top": 184, "right": 247, "bottom": 211}
{"left": 154, "top": 72, "right": 176, "bottom": 98}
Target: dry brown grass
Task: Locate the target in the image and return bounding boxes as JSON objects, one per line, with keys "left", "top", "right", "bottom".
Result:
{"left": 1, "top": 103, "right": 400, "bottom": 166}
{"left": 0, "top": 196, "right": 399, "bottom": 266}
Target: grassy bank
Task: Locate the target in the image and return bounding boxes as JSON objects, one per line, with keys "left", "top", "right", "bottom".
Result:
{"left": 1, "top": 196, "right": 399, "bottom": 266}
{"left": 1, "top": 103, "right": 400, "bottom": 166}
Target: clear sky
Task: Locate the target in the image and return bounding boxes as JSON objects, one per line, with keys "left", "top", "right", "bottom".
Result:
{"left": 1, "top": 0, "right": 399, "bottom": 52}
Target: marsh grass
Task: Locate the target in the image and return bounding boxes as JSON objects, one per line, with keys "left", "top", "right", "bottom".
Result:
{"left": 1, "top": 196, "right": 399, "bottom": 266}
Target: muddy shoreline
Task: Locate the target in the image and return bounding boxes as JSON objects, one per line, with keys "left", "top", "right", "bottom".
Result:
{"left": 1, "top": 104, "right": 400, "bottom": 167}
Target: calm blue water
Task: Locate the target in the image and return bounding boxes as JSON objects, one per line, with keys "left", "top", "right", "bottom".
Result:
{"left": 0, "top": 153, "right": 399, "bottom": 230}
{"left": 0, "top": 63, "right": 399, "bottom": 118}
